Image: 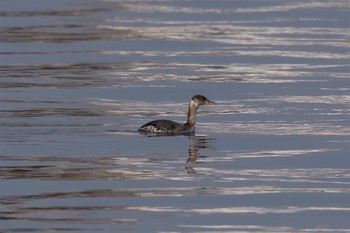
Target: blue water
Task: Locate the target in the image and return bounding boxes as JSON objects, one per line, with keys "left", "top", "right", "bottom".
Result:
{"left": 1, "top": 0, "right": 350, "bottom": 232}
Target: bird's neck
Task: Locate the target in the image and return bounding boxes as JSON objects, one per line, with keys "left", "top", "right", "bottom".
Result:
{"left": 185, "top": 100, "right": 198, "bottom": 127}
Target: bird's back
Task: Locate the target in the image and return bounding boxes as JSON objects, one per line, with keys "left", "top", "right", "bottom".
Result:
{"left": 139, "top": 119, "right": 193, "bottom": 135}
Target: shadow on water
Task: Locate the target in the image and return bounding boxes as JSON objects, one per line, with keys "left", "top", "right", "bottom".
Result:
{"left": 0, "top": 133, "right": 217, "bottom": 229}
{"left": 0, "top": 132, "right": 216, "bottom": 182}
{"left": 134, "top": 131, "right": 215, "bottom": 173}
{"left": 186, "top": 135, "right": 214, "bottom": 174}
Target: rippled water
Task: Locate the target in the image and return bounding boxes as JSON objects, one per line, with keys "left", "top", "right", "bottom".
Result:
{"left": 1, "top": 0, "right": 350, "bottom": 232}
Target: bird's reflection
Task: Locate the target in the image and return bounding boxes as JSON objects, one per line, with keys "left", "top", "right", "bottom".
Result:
{"left": 186, "top": 135, "right": 215, "bottom": 174}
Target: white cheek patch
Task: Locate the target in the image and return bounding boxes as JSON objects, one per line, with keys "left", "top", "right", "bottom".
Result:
{"left": 190, "top": 100, "right": 199, "bottom": 108}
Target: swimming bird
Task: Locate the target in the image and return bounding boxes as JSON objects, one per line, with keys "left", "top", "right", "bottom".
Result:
{"left": 139, "top": 94, "right": 215, "bottom": 135}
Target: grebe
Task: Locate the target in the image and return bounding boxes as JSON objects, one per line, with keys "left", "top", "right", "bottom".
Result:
{"left": 139, "top": 94, "right": 215, "bottom": 135}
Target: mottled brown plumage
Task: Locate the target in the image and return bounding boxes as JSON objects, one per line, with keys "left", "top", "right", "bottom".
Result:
{"left": 139, "top": 95, "right": 215, "bottom": 135}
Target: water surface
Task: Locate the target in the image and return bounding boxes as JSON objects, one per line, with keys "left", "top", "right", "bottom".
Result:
{"left": 1, "top": 0, "right": 350, "bottom": 232}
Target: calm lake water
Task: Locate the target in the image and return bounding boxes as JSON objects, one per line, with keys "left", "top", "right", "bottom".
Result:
{"left": 1, "top": 0, "right": 350, "bottom": 232}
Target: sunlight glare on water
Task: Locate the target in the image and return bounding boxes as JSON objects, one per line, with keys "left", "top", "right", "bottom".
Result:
{"left": 1, "top": 0, "right": 350, "bottom": 232}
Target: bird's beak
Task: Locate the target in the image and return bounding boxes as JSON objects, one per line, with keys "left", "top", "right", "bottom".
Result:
{"left": 206, "top": 99, "right": 216, "bottom": 105}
